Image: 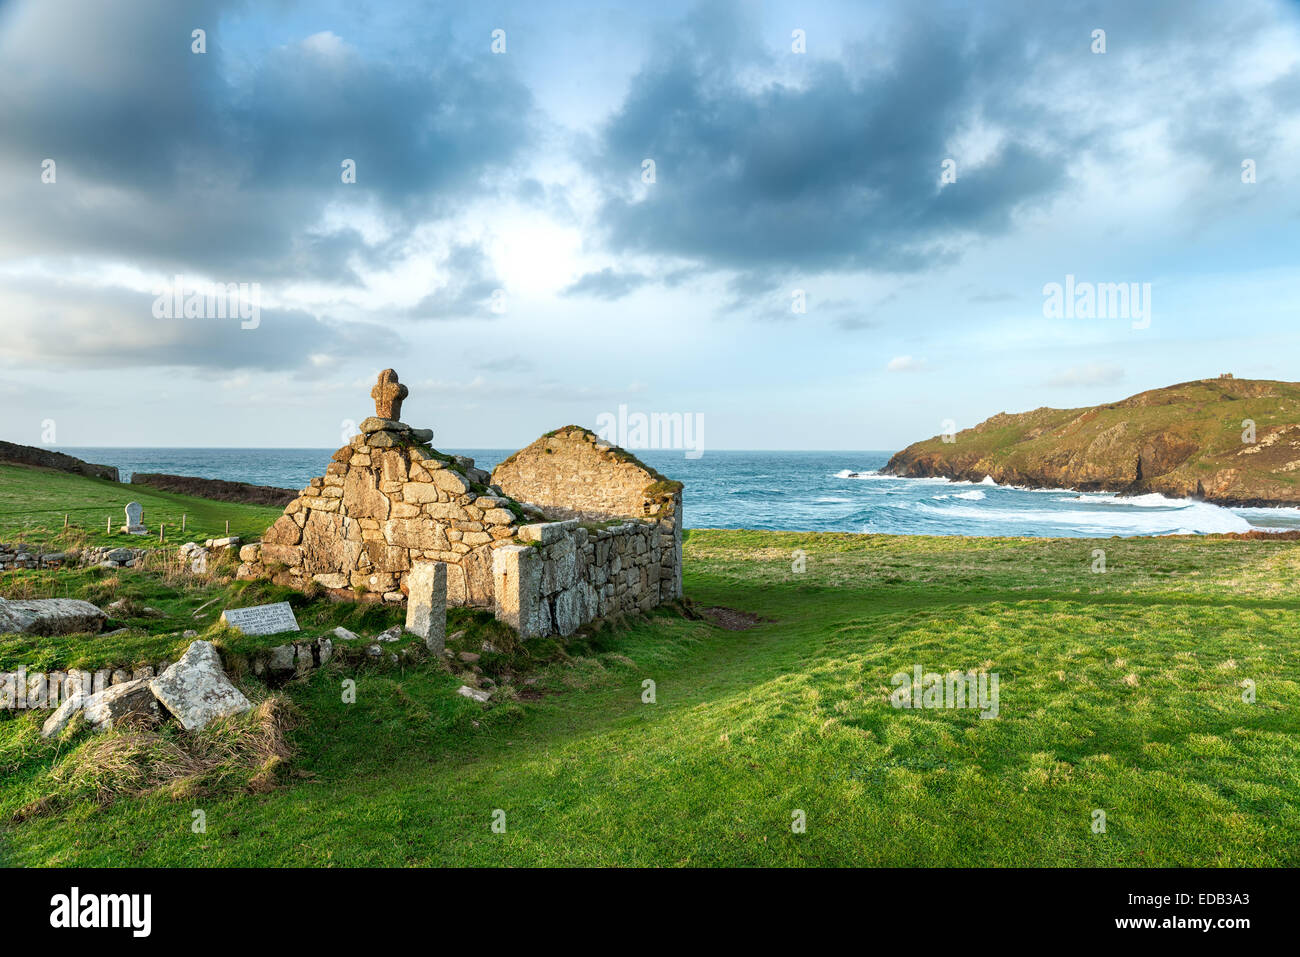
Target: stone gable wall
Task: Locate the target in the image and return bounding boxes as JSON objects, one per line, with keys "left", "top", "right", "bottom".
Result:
{"left": 238, "top": 439, "right": 524, "bottom": 608}
{"left": 490, "top": 428, "right": 683, "bottom": 635}
{"left": 491, "top": 427, "right": 679, "bottom": 523}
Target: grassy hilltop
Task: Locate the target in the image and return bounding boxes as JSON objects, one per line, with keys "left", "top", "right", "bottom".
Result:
{"left": 886, "top": 376, "right": 1300, "bottom": 506}
{"left": 2, "top": 465, "right": 1298, "bottom": 866}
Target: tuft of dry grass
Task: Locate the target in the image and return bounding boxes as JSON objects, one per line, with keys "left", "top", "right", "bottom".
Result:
{"left": 21, "top": 694, "right": 300, "bottom": 817}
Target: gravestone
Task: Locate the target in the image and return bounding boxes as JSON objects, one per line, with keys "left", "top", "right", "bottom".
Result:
{"left": 405, "top": 561, "right": 447, "bottom": 652}
{"left": 219, "top": 601, "right": 300, "bottom": 636}
{"left": 121, "top": 501, "right": 147, "bottom": 535}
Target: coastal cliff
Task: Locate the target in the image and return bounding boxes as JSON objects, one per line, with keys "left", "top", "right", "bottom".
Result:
{"left": 884, "top": 377, "right": 1300, "bottom": 507}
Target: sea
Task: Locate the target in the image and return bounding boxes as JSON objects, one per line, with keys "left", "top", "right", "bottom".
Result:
{"left": 54, "top": 448, "right": 1300, "bottom": 539}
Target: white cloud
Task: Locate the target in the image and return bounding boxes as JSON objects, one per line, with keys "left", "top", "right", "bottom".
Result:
{"left": 886, "top": 355, "right": 925, "bottom": 372}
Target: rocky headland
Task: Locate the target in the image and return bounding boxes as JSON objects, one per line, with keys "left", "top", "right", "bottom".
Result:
{"left": 885, "top": 376, "right": 1300, "bottom": 507}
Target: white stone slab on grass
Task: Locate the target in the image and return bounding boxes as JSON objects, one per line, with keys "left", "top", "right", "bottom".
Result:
{"left": 219, "top": 601, "right": 299, "bottom": 636}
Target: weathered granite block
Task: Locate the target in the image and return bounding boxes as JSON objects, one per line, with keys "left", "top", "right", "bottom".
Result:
{"left": 405, "top": 561, "right": 448, "bottom": 652}
{"left": 517, "top": 519, "right": 579, "bottom": 546}
{"left": 493, "top": 545, "right": 546, "bottom": 638}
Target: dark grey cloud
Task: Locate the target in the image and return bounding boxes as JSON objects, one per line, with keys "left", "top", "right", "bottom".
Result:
{"left": 588, "top": 1, "right": 1061, "bottom": 276}
{"left": 561, "top": 267, "right": 650, "bottom": 300}
{"left": 587, "top": 0, "right": 1299, "bottom": 282}
{"left": 0, "top": 0, "right": 536, "bottom": 283}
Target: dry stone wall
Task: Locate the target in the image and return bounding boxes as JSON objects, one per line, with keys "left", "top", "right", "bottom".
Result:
{"left": 237, "top": 376, "right": 683, "bottom": 636}
{"left": 238, "top": 414, "right": 527, "bottom": 607}
{"left": 493, "top": 516, "right": 679, "bottom": 637}
{"left": 490, "top": 427, "right": 683, "bottom": 637}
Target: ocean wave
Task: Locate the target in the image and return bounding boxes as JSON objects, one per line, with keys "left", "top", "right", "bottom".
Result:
{"left": 1232, "top": 505, "right": 1300, "bottom": 524}
{"left": 1054, "top": 492, "right": 1195, "bottom": 509}
{"left": 913, "top": 500, "right": 1253, "bottom": 535}
{"left": 935, "top": 489, "right": 986, "bottom": 500}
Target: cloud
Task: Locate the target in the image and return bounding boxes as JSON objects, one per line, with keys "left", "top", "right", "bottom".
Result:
{"left": 0, "top": 276, "right": 402, "bottom": 373}
{"left": 587, "top": 1, "right": 1065, "bottom": 276}
{"left": 886, "top": 355, "right": 926, "bottom": 373}
{"left": 0, "top": 0, "right": 536, "bottom": 284}
{"left": 585, "top": 0, "right": 1300, "bottom": 284}
{"left": 561, "top": 268, "right": 651, "bottom": 300}
{"left": 399, "top": 243, "right": 503, "bottom": 321}
{"left": 1045, "top": 363, "right": 1125, "bottom": 388}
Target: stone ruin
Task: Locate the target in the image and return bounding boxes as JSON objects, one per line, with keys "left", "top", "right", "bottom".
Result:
{"left": 237, "top": 371, "right": 683, "bottom": 638}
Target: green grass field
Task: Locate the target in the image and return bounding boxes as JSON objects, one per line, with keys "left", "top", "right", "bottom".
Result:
{"left": 0, "top": 463, "right": 284, "bottom": 549}
{"left": 2, "top": 469, "right": 1298, "bottom": 866}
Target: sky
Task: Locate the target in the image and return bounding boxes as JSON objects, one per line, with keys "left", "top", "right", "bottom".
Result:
{"left": 1, "top": 0, "right": 1298, "bottom": 451}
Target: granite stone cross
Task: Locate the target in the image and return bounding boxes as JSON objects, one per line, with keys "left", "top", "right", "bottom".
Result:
{"left": 371, "top": 369, "right": 408, "bottom": 420}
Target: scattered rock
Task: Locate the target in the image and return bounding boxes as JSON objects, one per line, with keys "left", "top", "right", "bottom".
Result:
{"left": 457, "top": 651, "right": 481, "bottom": 664}
{"left": 293, "top": 643, "right": 315, "bottom": 675}
{"left": 457, "top": 685, "right": 490, "bottom": 703}
{"left": 149, "top": 640, "right": 251, "bottom": 732}
{"left": 268, "top": 644, "right": 296, "bottom": 674}
{"left": 333, "top": 626, "right": 361, "bottom": 642}
{"left": 41, "top": 690, "right": 87, "bottom": 738}
{"left": 376, "top": 625, "right": 402, "bottom": 642}
{"left": 0, "top": 597, "right": 107, "bottom": 636}
{"left": 83, "top": 678, "right": 159, "bottom": 730}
